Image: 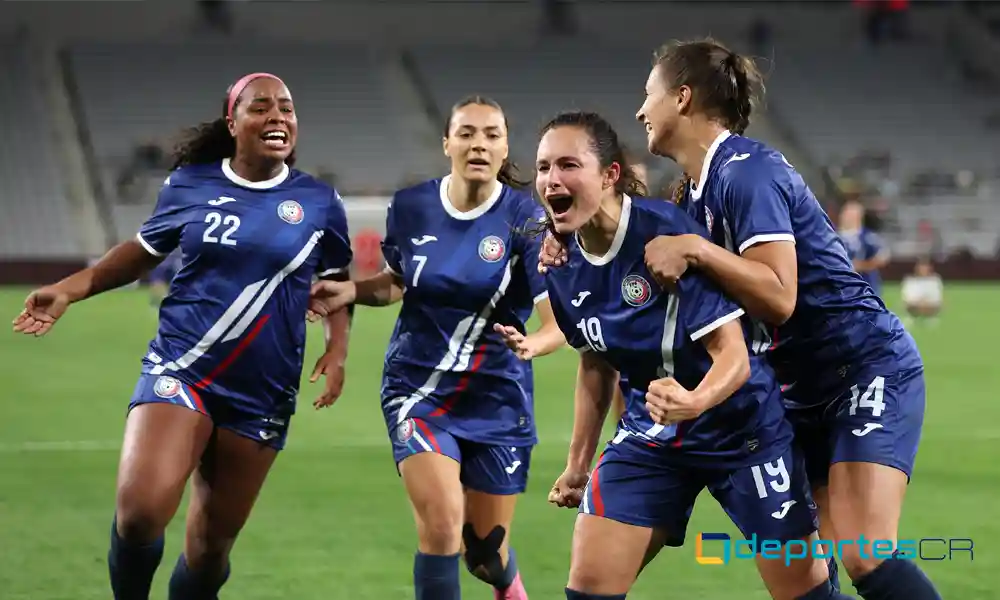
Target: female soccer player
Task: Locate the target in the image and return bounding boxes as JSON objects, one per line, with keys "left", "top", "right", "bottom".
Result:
{"left": 309, "top": 96, "right": 563, "bottom": 600}
{"left": 12, "top": 73, "right": 354, "bottom": 600}
{"left": 542, "top": 38, "right": 940, "bottom": 600}
{"left": 534, "top": 111, "right": 847, "bottom": 600}
{"left": 839, "top": 199, "right": 889, "bottom": 298}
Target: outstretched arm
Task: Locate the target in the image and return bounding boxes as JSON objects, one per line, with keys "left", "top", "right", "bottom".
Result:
{"left": 58, "top": 239, "right": 163, "bottom": 302}
{"left": 355, "top": 269, "right": 405, "bottom": 306}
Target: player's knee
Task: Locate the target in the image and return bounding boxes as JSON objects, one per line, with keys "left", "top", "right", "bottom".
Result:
{"left": 838, "top": 544, "right": 882, "bottom": 581}
{"left": 461, "top": 523, "right": 507, "bottom": 584}
{"left": 115, "top": 491, "right": 173, "bottom": 543}
{"left": 755, "top": 540, "right": 829, "bottom": 600}
{"left": 566, "top": 564, "right": 608, "bottom": 595}
{"left": 415, "top": 506, "right": 463, "bottom": 554}
{"left": 184, "top": 528, "right": 237, "bottom": 572}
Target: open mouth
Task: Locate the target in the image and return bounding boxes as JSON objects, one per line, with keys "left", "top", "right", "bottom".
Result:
{"left": 547, "top": 194, "right": 573, "bottom": 216}
{"left": 261, "top": 130, "right": 289, "bottom": 149}
{"left": 467, "top": 157, "right": 490, "bottom": 168}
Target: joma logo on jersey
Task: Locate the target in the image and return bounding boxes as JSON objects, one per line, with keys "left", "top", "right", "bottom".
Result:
{"left": 478, "top": 235, "right": 506, "bottom": 263}
{"left": 277, "top": 200, "right": 304, "bottom": 225}
{"left": 153, "top": 376, "right": 182, "bottom": 399}
{"left": 621, "top": 274, "right": 652, "bottom": 307}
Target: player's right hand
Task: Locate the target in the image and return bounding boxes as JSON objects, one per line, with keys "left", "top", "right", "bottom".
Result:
{"left": 494, "top": 323, "right": 541, "bottom": 360}
{"left": 12, "top": 286, "right": 71, "bottom": 337}
{"left": 548, "top": 468, "right": 589, "bottom": 509}
{"left": 307, "top": 280, "right": 356, "bottom": 321}
{"left": 537, "top": 232, "right": 569, "bottom": 274}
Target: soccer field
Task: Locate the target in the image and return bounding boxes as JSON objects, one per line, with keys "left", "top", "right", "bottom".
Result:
{"left": 1, "top": 284, "right": 996, "bottom": 599}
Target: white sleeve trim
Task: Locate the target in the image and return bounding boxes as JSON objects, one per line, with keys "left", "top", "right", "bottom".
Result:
{"left": 690, "top": 308, "right": 745, "bottom": 342}
{"left": 738, "top": 233, "right": 795, "bottom": 254}
{"left": 318, "top": 267, "right": 348, "bottom": 277}
{"left": 533, "top": 290, "right": 550, "bottom": 305}
{"left": 384, "top": 265, "right": 402, "bottom": 277}
{"left": 574, "top": 345, "right": 591, "bottom": 354}
{"left": 135, "top": 233, "right": 164, "bottom": 257}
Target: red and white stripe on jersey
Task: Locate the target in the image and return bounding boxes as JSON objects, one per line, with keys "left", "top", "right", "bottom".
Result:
{"left": 149, "top": 230, "right": 324, "bottom": 377}
{"left": 386, "top": 255, "right": 520, "bottom": 423}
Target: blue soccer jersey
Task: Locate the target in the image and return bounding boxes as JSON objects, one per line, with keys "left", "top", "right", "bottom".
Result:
{"left": 135, "top": 159, "right": 352, "bottom": 419}
{"left": 545, "top": 195, "right": 791, "bottom": 469}
{"left": 380, "top": 176, "right": 548, "bottom": 447}
{"left": 841, "top": 227, "right": 888, "bottom": 297}
{"left": 679, "top": 132, "right": 922, "bottom": 405}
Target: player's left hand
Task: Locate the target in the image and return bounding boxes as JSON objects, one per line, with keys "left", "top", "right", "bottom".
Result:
{"left": 643, "top": 235, "right": 697, "bottom": 289}
{"left": 645, "top": 377, "right": 708, "bottom": 424}
{"left": 494, "top": 323, "right": 541, "bottom": 360}
{"left": 309, "top": 351, "right": 345, "bottom": 409}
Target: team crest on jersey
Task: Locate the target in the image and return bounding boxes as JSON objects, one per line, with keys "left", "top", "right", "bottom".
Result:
{"left": 153, "top": 376, "right": 182, "bottom": 399}
{"left": 277, "top": 200, "right": 304, "bottom": 225}
{"left": 397, "top": 418, "right": 415, "bottom": 443}
{"left": 621, "top": 274, "right": 652, "bottom": 307}
{"left": 478, "top": 235, "right": 506, "bottom": 263}
{"left": 704, "top": 206, "right": 715, "bottom": 233}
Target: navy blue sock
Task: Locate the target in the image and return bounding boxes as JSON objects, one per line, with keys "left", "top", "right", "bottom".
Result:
{"left": 167, "top": 554, "right": 231, "bottom": 600}
{"left": 853, "top": 553, "right": 943, "bottom": 600}
{"left": 108, "top": 516, "right": 164, "bottom": 600}
{"left": 828, "top": 557, "right": 841, "bottom": 592}
{"left": 795, "top": 578, "right": 855, "bottom": 599}
{"left": 565, "top": 589, "right": 626, "bottom": 600}
{"left": 494, "top": 548, "right": 519, "bottom": 590}
{"left": 414, "top": 552, "right": 461, "bottom": 600}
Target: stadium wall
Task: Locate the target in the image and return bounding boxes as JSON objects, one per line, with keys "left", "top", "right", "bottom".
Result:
{"left": 2, "top": 196, "right": 999, "bottom": 285}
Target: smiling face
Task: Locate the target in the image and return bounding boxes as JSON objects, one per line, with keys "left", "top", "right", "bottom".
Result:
{"left": 443, "top": 103, "right": 510, "bottom": 184}
{"left": 635, "top": 64, "right": 687, "bottom": 158}
{"left": 535, "top": 125, "right": 618, "bottom": 234}
{"left": 227, "top": 77, "right": 297, "bottom": 163}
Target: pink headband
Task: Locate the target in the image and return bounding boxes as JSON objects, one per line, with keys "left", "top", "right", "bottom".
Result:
{"left": 226, "top": 72, "right": 285, "bottom": 118}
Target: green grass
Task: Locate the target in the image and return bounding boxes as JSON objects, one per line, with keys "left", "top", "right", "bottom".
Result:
{"left": 0, "top": 284, "right": 996, "bottom": 599}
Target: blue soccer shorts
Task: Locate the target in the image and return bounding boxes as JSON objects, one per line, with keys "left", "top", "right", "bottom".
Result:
{"left": 579, "top": 431, "right": 818, "bottom": 547}
{"left": 128, "top": 373, "right": 290, "bottom": 450}
{"left": 389, "top": 416, "right": 532, "bottom": 496}
{"left": 788, "top": 365, "right": 926, "bottom": 485}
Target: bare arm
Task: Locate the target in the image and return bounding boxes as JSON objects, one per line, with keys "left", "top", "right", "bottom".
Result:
{"left": 354, "top": 268, "right": 405, "bottom": 307}
{"left": 566, "top": 351, "right": 618, "bottom": 473}
{"left": 684, "top": 237, "right": 798, "bottom": 325}
{"left": 57, "top": 239, "right": 163, "bottom": 302}
{"left": 692, "top": 319, "right": 751, "bottom": 411}
{"left": 522, "top": 297, "right": 567, "bottom": 358}
{"left": 320, "top": 272, "right": 354, "bottom": 362}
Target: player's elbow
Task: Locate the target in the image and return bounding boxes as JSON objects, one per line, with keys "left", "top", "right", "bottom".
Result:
{"left": 765, "top": 291, "right": 796, "bottom": 326}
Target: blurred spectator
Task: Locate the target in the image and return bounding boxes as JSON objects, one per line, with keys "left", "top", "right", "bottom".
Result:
{"left": 199, "top": 0, "right": 233, "bottom": 34}
{"left": 749, "top": 18, "right": 773, "bottom": 56}
{"left": 541, "top": 0, "right": 576, "bottom": 35}
{"left": 117, "top": 139, "right": 171, "bottom": 203}
{"left": 855, "top": 0, "right": 910, "bottom": 45}
{"left": 901, "top": 257, "right": 943, "bottom": 325}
